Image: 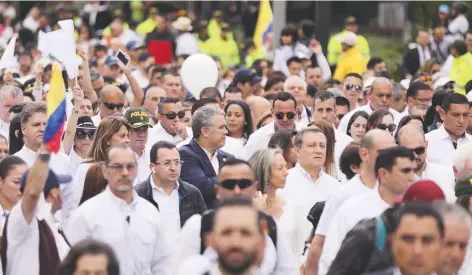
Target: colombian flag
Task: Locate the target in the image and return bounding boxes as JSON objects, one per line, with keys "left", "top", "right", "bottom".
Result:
{"left": 253, "top": 0, "right": 273, "bottom": 50}
{"left": 43, "top": 63, "right": 66, "bottom": 153}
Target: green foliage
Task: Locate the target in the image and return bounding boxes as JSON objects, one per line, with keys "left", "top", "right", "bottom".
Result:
{"left": 365, "top": 35, "right": 407, "bottom": 81}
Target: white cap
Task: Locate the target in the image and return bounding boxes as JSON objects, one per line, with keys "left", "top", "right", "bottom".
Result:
{"left": 339, "top": 31, "right": 358, "bottom": 46}
{"left": 400, "top": 79, "right": 410, "bottom": 90}
{"left": 363, "top": 77, "right": 378, "bottom": 91}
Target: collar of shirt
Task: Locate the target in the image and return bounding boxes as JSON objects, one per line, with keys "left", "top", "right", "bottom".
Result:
{"left": 294, "top": 163, "right": 323, "bottom": 182}
{"left": 134, "top": 148, "right": 146, "bottom": 161}
{"left": 18, "top": 145, "right": 37, "bottom": 158}
{"left": 196, "top": 140, "right": 218, "bottom": 160}
{"left": 104, "top": 186, "right": 139, "bottom": 211}
{"left": 437, "top": 124, "right": 468, "bottom": 141}
{"left": 150, "top": 176, "right": 179, "bottom": 195}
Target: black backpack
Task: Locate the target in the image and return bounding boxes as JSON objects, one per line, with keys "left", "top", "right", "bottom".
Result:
{"left": 199, "top": 209, "right": 278, "bottom": 254}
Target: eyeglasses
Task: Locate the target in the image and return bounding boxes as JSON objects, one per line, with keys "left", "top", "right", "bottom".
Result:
{"left": 154, "top": 160, "right": 184, "bottom": 169}
{"left": 409, "top": 146, "right": 426, "bottom": 156}
{"left": 106, "top": 162, "right": 137, "bottom": 171}
{"left": 345, "top": 84, "right": 362, "bottom": 92}
{"left": 377, "top": 124, "right": 396, "bottom": 132}
{"left": 160, "top": 111, "right": 185, "bottom": 120}
{"left": 76, "top": 130, "right": 95, "bottom": 140}
{"left": 219, "top": 179, "right": 254, "bottom": 190}
{"left": 103, "top": 102, "right": 124, "bottom": 110}
{"left": 275, "top": 112, "right": 296, "bottom": 120}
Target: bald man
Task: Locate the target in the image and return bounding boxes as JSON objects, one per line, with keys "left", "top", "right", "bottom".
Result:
{"left": 92, "top": 85, "right": 126, "bottom": 125}
{"left": 143, "top": 86, "right": 167, "bottom": 125}
{"left": 337, "top": 77, "right": 403, "bottom": 133}
{"left": 247, "top": 96, "right": 272, "bottom": 129}
{"left": 397, "top": 124, "right": 455, "bottom": 201}
{"left": 284, "top": 75, "right": 311, "bottom": 125}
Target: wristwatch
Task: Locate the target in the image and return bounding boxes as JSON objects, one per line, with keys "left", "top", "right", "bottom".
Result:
{"left": 39, "top": 151, "right": 51, "bottom": 162}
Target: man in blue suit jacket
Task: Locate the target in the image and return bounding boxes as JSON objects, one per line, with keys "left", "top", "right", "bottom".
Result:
{"left": 179, "top": 106, "right": 235, "bottom": 208}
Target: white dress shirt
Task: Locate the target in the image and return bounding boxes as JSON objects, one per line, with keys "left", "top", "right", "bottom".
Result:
{"left": 426, "top": 125, "right": 472, "bottom": 167}
{"left": 0, "top": 119, "right": 9, "bottom": 142}
{"left": 299, "top": 105, "right": 310, "bottom": 126}
{"left": 421, "top": 161, "right": 456, "bottom": 202}
{"left": 175, "top": 32, "right": 199, "bottom": 56}
{"left": 338, "top": 103, "right": 403, "bottom": 134}
{"left": 150, "top": 177, "right": 181, "bottom": 246}
{"left": 176, "top": 214, "right": 299, "bottom": 275}
{"left": 91, "top": 114, "right": 101, "bottom": 126}
{"left": 244, "top": 121, "right": 306, "bottom": 160}
{"left": 62, "top": 162, "right": 93, "bottom": 224}
{"left": 5, "top": 199, "right": 70, "bottom": 275}
{"left": 136, "top": 149, "right": 151, "bottom": 183}
{"left": 417, "top": 45, "right": 432, "bottom": 66}
{"left": 318, "top": 190, "right": 390, "bottom": 275}
{"left": 198, "top": 142, "right": 220, "bottom": 175}
{"left": 65, "top": 187, "right": 172, "bottom": 275}
{"left": 68, "top": 147, "right": 85, "bottom": 176}
{"left": 315, "top": 174, "right": 376, "bottom": 237}
{"left": 147, "top": 122, "right": 183, "bottom": 148}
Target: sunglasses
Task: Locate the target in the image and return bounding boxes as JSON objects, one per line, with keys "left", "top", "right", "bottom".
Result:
{"left": 160, "top": 111, "right": 186, "bottom": 120}
{"left": 345, "top": 84, "right": 362, "bottom": 92}
{"left": 103, "top": 102, "right": 124, "bottom": 110}
{"left": 219, "top": 179, "right": 254, "bottom": 190}
{"left": 275, "top": 112, "right": 296, "bottom": 120}
{"left": 409, "top": 146, "right": 426, "bottom": 156}
{"left": 76, "top": 130, "right": 96, "bottom": 140}
{"left": 377, "top": 124, "right": 396, "bottom": 132}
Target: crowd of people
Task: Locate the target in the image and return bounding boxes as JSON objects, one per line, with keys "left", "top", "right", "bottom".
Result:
{"left": 0, "top": 1, "right": 472, "bottom": 275}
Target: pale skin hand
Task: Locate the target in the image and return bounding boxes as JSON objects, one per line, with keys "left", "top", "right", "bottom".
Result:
{"left": 117, "top": 50, "right": 144, "bottom": 107}
{"left": 76, "top": 46, "right": 98, "bottom": 102}
{"left": 63, "top": 85, "right": 84, "bottom": 155}
{"left": 311, "top": 40, "right": 323, "bottom": 55}
{"left": 252, "top": 191, "right": 268, "bottom": 211}
{"left": 174, "top": 121, "right": 188, "bottom": 140}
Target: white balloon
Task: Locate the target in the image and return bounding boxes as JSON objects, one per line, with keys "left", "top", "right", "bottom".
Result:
{"left": 181, "top": 53, "right": 218, "bottom": 100}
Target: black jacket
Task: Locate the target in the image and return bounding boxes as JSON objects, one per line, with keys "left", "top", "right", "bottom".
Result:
{"left": 135, "top": 177, "right": 207, "bottom": 227}
{"left": 327, "top": 207, "right": 397, "bottom": 275}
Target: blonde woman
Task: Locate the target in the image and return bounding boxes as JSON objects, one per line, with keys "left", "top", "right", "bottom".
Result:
{"left": 249, "top": 148, "right": 308, "bottom": 268}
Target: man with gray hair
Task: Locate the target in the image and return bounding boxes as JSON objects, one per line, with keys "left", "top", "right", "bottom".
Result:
{"left": 434, "top": 202, "right": 471, "bottom": 275}
{"left": 179, "top": 106, "right": 235, "bottom": 208}
{"left": 397, "top": 124, "right": 456, "bottom": 201}
{"left": 338, "top": 77, "right": 403, "bottom": 133}
{"left": 0, "top": 85, "right": 23, "bottom": 140}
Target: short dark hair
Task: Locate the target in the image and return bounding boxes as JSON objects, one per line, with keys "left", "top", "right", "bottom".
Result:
{"left": 343, "top": 73, "right": 362, "bottom": 83}
{"left": 406, "top": 81, "right": 431, "bottom": 99}
{"left": 273, "top": 92, "right": 297, "bottom": 110}
{"left": 286, "top": 56, "right": 302, "bottom": 67}
{"left": 375, "top": 146, "right": 415, "bottom": 178}
{"left": 20, "top": 102, "right": 47, "bottom": 125}
{"left": 347, "top": 110, "right": 369, "bottom": 136}
{"left": 224, "top": 87, "right": 242, "bottom": 99}
{"left": 200, "top": 87, "right": 222, "bottom": 102}
{"left": 264, "top": 74, "right": 286, "bottom": 92}
{"left": 307, "top": 84, "right": 318, "bottom": 99}
{"left": 336, "top": 96, "right": 350, "bottom": 108}
{"left": 191, "top": 98, "right": 218, "bottom": 115}
{"left": 367, "top": 57, "right": 384, "bottom": 70}
{"left": 157, "top": 97, "right": 180, "bottom": 114}
{"left": 294, "top": 127, "right": 324, "bottom": 147}
{"left": 441, "top": 91, "right": 469, "bottom": 113}
{"left": 59, "top": 239, "right": 119, "bottom": 275}
{"left": 138, "top": 53, "right": 153, "bottom": 63}
{"left": 366, "top": 108, "right": 393, "bottom": 133}
{"left": 313, "top": 91, "right": 335, "bottom": 107}
{"left": 263, "top": 93, "right": 278, "bottom": 102}
{"left": 219, "top": 158, "right": 253, "bottom": 173}
{"left": 339, "top": 143, "right": 361, "bottom": 180}
{"left": 0, "top": 156, "right": 26, "bottom": 180}
{"left": 392, "top": 201, "right": 445, "bottom": 237}
{"left": 268, "top": 129, "right": 297, "bottom": 151}
{"left": 150, "top": 141, "right": 176, "bottom": 164}
{"left": 452, "top": 40, "right": 468, "bottom": 56}
{"left": 151, "top": 66, "right": 167, "bottom": 79}
{"left": 104, "top": 144, "right": 133, "bottom": 164}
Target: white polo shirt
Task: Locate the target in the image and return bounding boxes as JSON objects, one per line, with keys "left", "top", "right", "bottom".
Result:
{"left": 5, "top": 199, "right": 70, "bottom": 275}
{"left": 244, "top": 121, "right": 306, "bottom": 160}
{"left": 337, "top": 103, "right": 402, "bottom": 134}
{"left": 421, "top": 161, "right": 456, "bottom": 202}
{"left": 147, "top": 122, "right": 183, "bottom": 148}
{"left": 318, "top": 190, "right": 390, "bottom": 275}
{"left": 426, "top": 125, "right": 472, "bottom": 167}
{"left": 176, "top": 214, "right": 299, "bottom": 275}
{"left": 136, "top": 149, "right": 151, "bottom": 183}
{"left": 65, "top": 187, "right": 173, "bottom": 275}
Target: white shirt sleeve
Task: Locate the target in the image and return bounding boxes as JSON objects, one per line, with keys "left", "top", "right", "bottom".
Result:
{"left": 315, "top": 194, "right": 340, "bottom": 236}
{"left": 316, "top": 53, "right": 332, "bottom": 82}
{"left": 273, "top": 220, "right": 300, "bottom": 275}
{"left": 175, "top": 214, "right": 202, "bottom": 268}
{"left": 63, "top": 207, "right": 91, "bottom": 246}
{"left": 6, "top": 202, "right": 38, "bottom": 249}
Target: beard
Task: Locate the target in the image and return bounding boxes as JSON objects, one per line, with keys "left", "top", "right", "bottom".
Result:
{"left": 216, "top": 247, "right": 258, "bottom": 274}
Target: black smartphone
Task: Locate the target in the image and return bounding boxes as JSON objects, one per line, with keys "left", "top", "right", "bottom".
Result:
{"left": 116, "top": 50, "right": 129, "bottom": 66}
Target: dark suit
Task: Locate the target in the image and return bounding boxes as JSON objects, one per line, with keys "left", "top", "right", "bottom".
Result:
{"left": 401, "top": 46, "right": 432, "bottom": 77}
{"left": 179, "top": 139, "right": 235, "bottom": 208}
{"left": 135, "top": 178, "right": 207, "bottom": 227}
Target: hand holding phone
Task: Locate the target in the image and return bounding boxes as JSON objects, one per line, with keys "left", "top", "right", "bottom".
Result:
{"left": 116, "top": 50, "right": 130, "bottom": 66}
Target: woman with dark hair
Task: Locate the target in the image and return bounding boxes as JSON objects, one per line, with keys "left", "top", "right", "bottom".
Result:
{"left": 366, "top": 108, "right": 395, "bottom": 135}
{"left": 224, "top": 100, "right": 253, "bottom": 146}
{"left": 0, "top": 156, "right": 27, "bottom": 235}
{"left": 79, "top": 163, "right": 108, "bottom": 205}
{"left": 264, "top": 74, "right": 286, "bottom": 95}
{"left": 346, "top": 110, "right": 369, "bottom": 143}
{"left": 339, "top": 143, "right": 361, "bottom": 181}
{"left": 273, "top": 24, "right": 310, "bottom": 76}
{"left": 394, "top": 115, "right": 428, "bottom": 140}
{"left": 8, "top": 114, "right": 24, "bottom": 155}
{"left": 425, "top": 89, "right": 448, "bottom": 131}
{"left": 268, "top": 129, "right": 298, "bottom": 169}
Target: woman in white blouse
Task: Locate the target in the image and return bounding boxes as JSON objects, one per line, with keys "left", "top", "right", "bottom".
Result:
{"left": 225, "top": 100, "right": 254, "bottom": 146}
{"left": 248, "top": 148, "right": 308, "bottom": 268}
